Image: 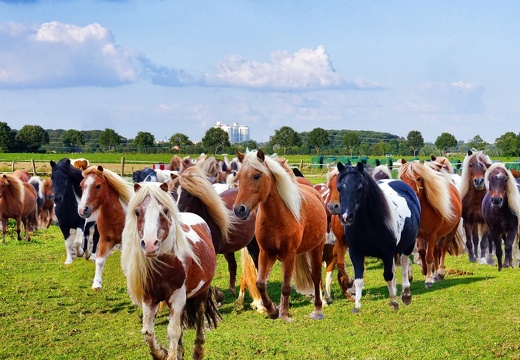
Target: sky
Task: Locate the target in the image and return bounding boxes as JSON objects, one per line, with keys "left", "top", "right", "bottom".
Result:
{"left": 0, "top": 1, "right": 519, "bottom": 145}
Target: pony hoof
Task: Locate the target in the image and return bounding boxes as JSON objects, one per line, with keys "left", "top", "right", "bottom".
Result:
{"left": 479, "top": 257, "right": 488, "bottom": 265}
{"left": 433, "top": 274, "right": 444, "bottom": 282}
{"left": 425, "top": 282, "right": 434, "bottom": 289}
{"left": 402, "top": 294, "right": 412, "bottom": 305}
{"left": 309, "top": 311, "right": 324, "bottom": 320}
{"left": 281, "top": 316, "right": 293, "bottom": 323}
{"left": 389, "top": 301, "right": 399, "bottom": 311}
{"left": 469, "top": 256, "right": 477, "bottom": 263}
{"left": 352, "top": 307, "right": 360, "bottom": 314}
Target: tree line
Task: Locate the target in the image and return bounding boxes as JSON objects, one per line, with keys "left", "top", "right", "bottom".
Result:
{"left": 1, "top": 121, "right": 519, "bottom": 157}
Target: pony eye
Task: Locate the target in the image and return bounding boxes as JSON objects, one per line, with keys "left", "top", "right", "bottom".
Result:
{"left": 95, "top": 184, "right": 101, "bottom": 189}
{"left": 253, "top": 174, "right": 261, "bottom": 180}
{"left": 135, "top": 209, "right": 140, "bottom": 217}
{"left": 162, "top": 208, "right": 169, "bottom": 216}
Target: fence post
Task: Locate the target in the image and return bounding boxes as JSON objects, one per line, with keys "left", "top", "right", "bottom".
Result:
{"left": 121, "top": 157, "right": 125, "bottom": 177}
{"left": 299, "top": 159, "right": 304, "bottom": 169}
{"left": 11, "top": 161, "right": 14, "bottom": 172}
{"left": 31, "top": 159, "right": 37, "bottom": 175}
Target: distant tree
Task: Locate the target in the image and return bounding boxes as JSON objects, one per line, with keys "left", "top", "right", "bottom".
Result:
{"left": 269, "top": 126, "right": 301, "bottom": 156}
{"left": 201, "top": 127, "right": 231, "bottom": 154}
{"left": 99, "top": 128, "right": 121, "bottom": 152}
{"left": 0, "top": 122, "right": 16, "bottom": 152}
{"left": 435, "top": 132, "right": 457, "bottom": 154}
{"left": 370, "top": 141, "right": 387, "bottom": 156}
{"left": 169, "top": 132, "right": 193, "bottom": 151}
{"left": 495, "top": 131, "right": 520, "bottom": 157}
{"left": 307, "top": 127, "right": 330, "bottom": 155}
{"left": 467, "top": 135, "right": 487, "bottom": 151}
{"left": 16, "top": 124, "right": 49, "bottom": 152}
{"left": 134, "top": 131, "right": 155, "bottom": 153}
{"left": 342, "top": 131, "right": 360, "bottom": 156}
{"left": 406, "top": 130, "right": 424, "bottom": 156}
{"left": 387, "top": 139, "right": 400, "bottom": 156}
{"left": 61, "top": 129, "right": 85, "bottom": 150}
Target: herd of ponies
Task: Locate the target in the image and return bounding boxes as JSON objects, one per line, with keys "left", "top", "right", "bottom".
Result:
{"left": 1, "top": 150, "right": 519, "bottom": 359}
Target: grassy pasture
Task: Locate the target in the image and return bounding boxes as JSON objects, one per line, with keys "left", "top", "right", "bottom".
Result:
{"left": 1, "top": 225, "right": 520, "bottom": 359}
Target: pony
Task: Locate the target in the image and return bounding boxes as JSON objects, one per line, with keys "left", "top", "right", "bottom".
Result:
{"left": 78, "top": 165, "right": 133, "bottom": 290}
{"left": 336, "top": 162, "right": 421, "bottom": 313}
{"left": 28, "top": 176, "right": 44, "bottom": 230}
{"left": 458, "top": 150, "right": 493, "bottom": 263}
{"left": 426, "top": 155, "right": 461, "bottom": 188}
{"left": 482, "top": 163, "right": 520, "bottom": 270}
{"left": 13, "top": 169, "right": 31, "bottom": 183}
{"left": 169, "top": 166, "right": 263, "bottom": 311}
{"left": 0, "top": 173, "right": 38, "bottom": 244}
{"left": 398, "top": 160, "right": 464, "bottom": 287}
{"left": 40, "top": 178, "right": 54, "bottom": 229}
{"left": 233, "top": 149, "right": 327, "bottom": 321}
{"left": 132, "top": 167, "right": 158, "bottom": 183}
{"left": 121, "top": 182, "right": 220, "bottom": 360}
{"left": 70, "top": 158, "right": 90, "bottom": 170}
{"left": 371, "top": 164, "right": 392, "bottom": 180}
{"left": 50, "top": 159, "right": 99, "bottom": 264}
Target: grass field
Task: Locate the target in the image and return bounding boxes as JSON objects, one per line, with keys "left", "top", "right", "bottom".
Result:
{"left": 1, "top": 224, "right": 520, "bottom": 359}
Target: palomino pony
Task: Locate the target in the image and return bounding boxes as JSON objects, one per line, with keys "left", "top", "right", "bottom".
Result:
{"left": 233, "top": 149, "right": 327, "bottom": 321}
{"left": 121, "top": 182, "right": 220, "bottom": 360}
{"left": 426, "top": 155, "right": 462, "bottom": 188}
{"left": 336, "top": 162, "right": 421, "bottom": 313}
{"left": 482, "top": 163, "right": 520, "bottom": 270}
{"left": 458, "top": 150, "right": 493, "bottom": 263}
{"left": 399, "top": 160, "right": 464, "bottom": 287}
{"left": 78, "top": 166, "right": 133, "bottom": 290}
{"left": 50, "top": 159, "right": 99, "bottom": 264}
{"left": 0, "top": 173, "right": 38, "bottom": 244}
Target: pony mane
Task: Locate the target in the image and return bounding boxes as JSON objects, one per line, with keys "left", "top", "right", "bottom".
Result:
{"left": 458, "top": 151, "right": 492, "bottom": 199}
{"left": 178, "top": 166, "right": 232, "bottom": 242}
{"left": 121, "top": 182, "right": 200, "bottom": 306}
{"left": 400, "top": 162, "right": 456, "bottom": 221}
{"left": 372, "top": 164, "right": 392, "bottom": 179}
{"left": 484, "top": 163, "right": 520, "bottom": 216}
{"left": 0, "top": 173, "right": 24, "bottom": 203}
{"left": 83, "top": 166, "right": 133, "bottom": 204}
{"left": 243, "top": 150, "right": 302, "bottom": 222}
{"left": 325, "top": 167, "right": 339, "bottom": 185}
{"left": 428, "top": 156, "right": 455, "bottom": 174}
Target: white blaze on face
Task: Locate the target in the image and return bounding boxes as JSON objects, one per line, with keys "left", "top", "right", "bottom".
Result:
{"left": 141, "top": 202, "right": 165, "bottom": 253}
{"left": 377, "top": 180, "right": 411, "bottom": 245}
{"left": 78, "top": 175, "right": 95, "bottom": 214}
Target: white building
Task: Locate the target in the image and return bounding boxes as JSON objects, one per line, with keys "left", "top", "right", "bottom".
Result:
{"left": 214, "top": 121, "right": 250, "bottom": 144}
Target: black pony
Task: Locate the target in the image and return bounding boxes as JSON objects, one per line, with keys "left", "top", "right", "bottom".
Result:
{"left": 50, "top": 159, "right": 99, "bottom": 264}
{"left": 132, "top": 166, "right": 157, "bottom": 182}
{"left": 336, "top": 162, "right": 421, "bottom": 313}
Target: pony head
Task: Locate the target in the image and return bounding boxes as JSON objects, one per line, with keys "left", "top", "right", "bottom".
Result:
{"left": 459, "top": 150, "right": 492, "bottom": 197}
{"left": 484, "top": 163, "right": 520, "bottom": 215}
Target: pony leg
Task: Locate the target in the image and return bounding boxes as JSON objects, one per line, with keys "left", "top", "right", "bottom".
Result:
{"left": 464, "top": 223, "right": 477, "bottom": 262}
{"left": 424, "top": 238, "right": 436, "bottom": 288}
{"left": 166, "top": 290, "right": 186, "bottom": 360}
{"left": 223, "top": 252, "right": 237, "bottom": 297}
{"left": 352, "top": 278, "right": 364, "bottom": 314}
{"left": 308, "top": 246, "right": 325, "bottom": 320}
{"left": 400, "top": 255, "right": 412, "bottom": 305}
{"left": 322, "top": 243, "right": 335, "bottom": 303}
{"left": 279, "top": 254, "right": 297, "bottom": 322}
{"left": 74, "top": 228, "right": 84, "bottom": 258}
{"left": 256, "top": 252, "right": 278, "bottom": 319}
{"left": 15, "top": 218, "right": 22, "bottom": 241}
{"left": 192, "top": 300, "right": 207, "bottom": 360}
{"left": 384, "top": 258, "right": 399, "bottom": 311}
{"left": 92, "top": 254, "right": 106, "bottom": 290}
{"left": 335, "top": 241, "right": 353, "bottom": 300}
{"left": 504, "top": 231, "right": 517, "bottom": 268}
{"left": 64, "top": 229, "right": 76, "bottom": 265}
{"left": 141, "top": 302, "right": 168, "bottom": 360}
{"left": 1, "top": 218, "right": 7, "bottom": 245}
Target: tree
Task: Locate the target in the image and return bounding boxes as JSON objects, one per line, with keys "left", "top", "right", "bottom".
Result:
{"left": 201, "top": 127, "right": 230, "bottom": 154}
{"left": 435, "top": 132, "right": 457, "bottom": 154}
{"left": 370, "top": 141, "right": 387, "bottom": 156}
{"left": 99, "top": 128, "right": 121, "bottom": 152}
{"left": 269, "top": 126, "right": 301, "bottom": 156}
{"left": 61, "top": 129, "right": 85, "bottom": 150}
{"left": 169, "top": 132, "right": 193, "bottom": 151}
{"left": 467, "top": 135, "right": 487, "bottom": 151}
{"left": 16, "top": 124, "right": 49, "bottom": 152}
{"left": 495, "top": 132, "right": 520, "bottom": 156}
{"left": 0, "top": 122, "right": 16, "bottom": 152}
{"left": 134, "top": 131, "right": 155, "bottom": 153}
{"left": 307, "top": 127, "right": 330, "bottom": 155}
{"left": 406, "top": 130, "right": 424, "bottom": 156}
{"left": 342, "top": 131, "right": 360, "bottom": 156}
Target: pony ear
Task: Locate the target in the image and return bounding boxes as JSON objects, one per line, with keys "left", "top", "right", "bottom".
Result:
{"left": 356, "top": 162, "right": 364, "bottom": 172}
{"left": 133, "top": 183, "right": 141, "bottom": 192}
{"left": 50, "top": 160, "right": 56, "bottom": 168}
{"left": 401, "top": 158, "right": 407, "bottom": 164}
{"left": 159, "top": 182, "right": 169, "bottom": 192}
{"left": 431, "top": 155, "right": 436, "bottom": 161}
{"left": 257, "top": 149, "right": 265, "bottom": 162}
{"left": 337, "top": 162, "right": 344, "bottom": 172}
{"left": 468, "top": 150, "right": 473, "bottom": 156}
{"left": 97, "top": 165, "right": 104, "bottom": 172}
{"left": 236, "top": 151, "right": 245, "bottom": 163}
{"left": 170, "top": 173, "right": 178, "bottom": 181}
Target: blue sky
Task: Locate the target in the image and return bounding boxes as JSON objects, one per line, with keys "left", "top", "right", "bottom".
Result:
{"left": 1, "top": 0, "right": 519, "bottom": 144}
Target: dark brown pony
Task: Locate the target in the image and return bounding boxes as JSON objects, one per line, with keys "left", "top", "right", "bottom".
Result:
{"left": 233, "top": 149, "right": 327, "bottom": 321}
{"left": 78, "top": 166, "right": 133, "bottom": 290}
{"left": 121, "top": 182, "right": 220, "bottom": 360}
{"left": 458, "top": 150, "right": 492, "bottom": 263}
{"left": 399, "top": 161, "right": 464, "bottom": 287}
{"left": 0, "top": 173, "right": 38, "bottom": 244}
{"left": 40, "top": 178, "right": 54, "bottom": 229}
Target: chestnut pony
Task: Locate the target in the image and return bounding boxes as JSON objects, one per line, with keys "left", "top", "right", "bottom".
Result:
{"left": 0, "top": 173, "right": 38, "bottom": 244}
{"left": 78, "top": 166, "right": 133, "bottom": 290}
{"left": 482, "top": 163, "right": 520, "bottom": 270}
{"left": 399, "top": 160, "right": 464, "bottom": 287}
{"left": 121, "top": 182, "right": 219, "bottom": 360}
{"left": 233, "top": 150, "right": 327, "bottom": 321}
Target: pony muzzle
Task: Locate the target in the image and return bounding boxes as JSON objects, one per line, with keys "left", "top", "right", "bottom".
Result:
{"left": 340, "top": 212, "right": 355, "bottom": 226}
{"left": 491, "top": 196, "right": 504, "bottom": 208}
{"left": 141, "top": 239, "right": 160, "bottom": 257}
{"left": 78, "top": 205, "right": 93, "bottom": 219}
{"left": 233, "top": 204, "right": 251, "bottom": 220}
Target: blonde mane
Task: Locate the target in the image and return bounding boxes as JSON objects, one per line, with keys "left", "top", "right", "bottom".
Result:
{"left": 83, "top": 166, "right": 133, "bottom": 204}
{"left": 0, "top": 173, "right": 24, "bottom": 203}
{"left": 484, "top": 163, "right": 520, "bottom": 216}
{"left": 427, "top": 156, "right": 455, "bottom": 174}
{"left": 178, "top": 166, "right": 232, "bottom": 242}
{"left": 399, "top": 162, "right": 456, "bottom": 221}
{"left": 243, "top": 150, "right": 302, "bottom": 222}
{"left": 121, "top": 183, "right": 199, "bottom": 306}
{"left": 326, "top": 167, "right": 339, "bottom": 185}
{"left": 372, "top": 164, "right": 392, "bottom": 179}
{"left": 458, "top": 151, "right": 492, "bottom": 200}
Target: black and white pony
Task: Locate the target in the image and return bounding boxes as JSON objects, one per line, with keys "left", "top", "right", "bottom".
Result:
{"left": 50, "top": 159, "right": 99, "bottom": 264}
{"left": 336, "top": 162, "right": 421, "bottom": 313}
{"left": 132, "top": 166, "right": 158, "bottom": 183}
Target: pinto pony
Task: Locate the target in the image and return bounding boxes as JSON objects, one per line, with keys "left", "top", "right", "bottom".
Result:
{"left": 233, "top": 150, "right": 327, "bottom": 321}
{"left": 399, "top": 161, "right": 464, "bottom": 287}
{"left": 482, "top": 163, "right": 520, "bottom": 270}
{"left": 121, "top": 182, "right": 220, "bottom": 360}
{"left": 78, "top": 166, "right": 133, "bottom": 290}
{"left": 336, "top": 162, "right": 421, "bottom": 313}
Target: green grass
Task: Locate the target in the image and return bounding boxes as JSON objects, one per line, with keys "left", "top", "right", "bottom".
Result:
{"left": 1, "top": 225, "right": 520, "bottom": 359}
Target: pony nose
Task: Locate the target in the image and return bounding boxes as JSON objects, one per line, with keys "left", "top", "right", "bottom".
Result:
{"left": 79, "top": 205, "right": 92, "bottom": 218}
{"left": 141, "top": 239, "right": 160, "bottom": 255}
{"left": 473, "top": 178, "right": 485, "bottom": 189}
{"left": 341, "top": 212, "right": 355, "bottom": 226}
{"left": 233, "top": 205, "right": 250, "bottom": 220}
{"left": 491, "top": 196, "right": 503, "bottom": 207}
{"left": 327, "top": 202, "right": 340, "bottom": 214}
{"left": 54, "top": 195, "right": 63, "bottom": 204}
